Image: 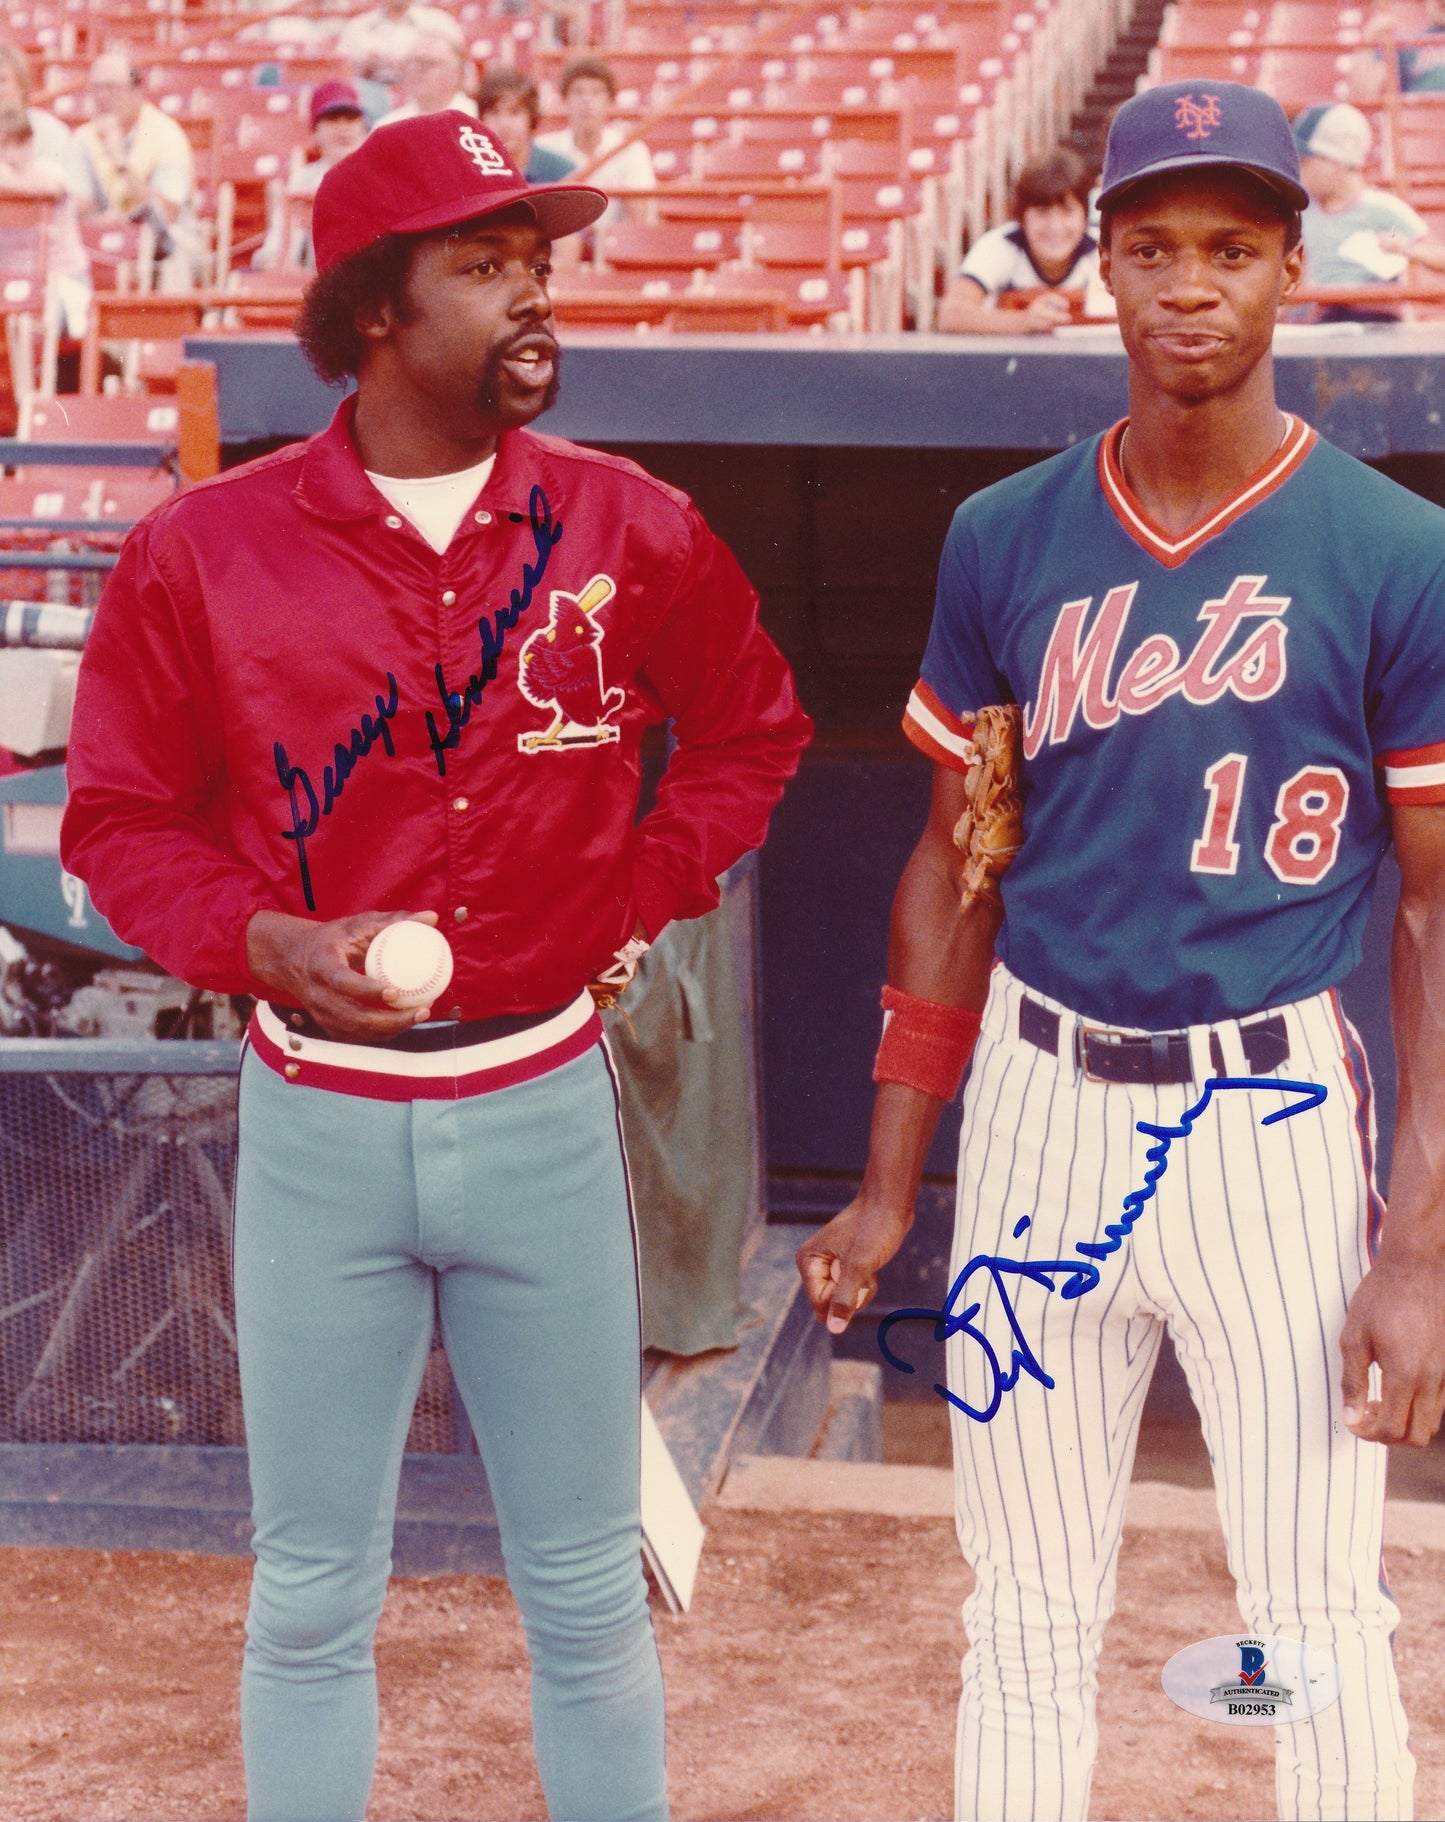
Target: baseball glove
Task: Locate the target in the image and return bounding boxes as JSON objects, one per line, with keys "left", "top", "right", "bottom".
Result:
{"left": 952, "top": 703, "right": 1024, "bottom": 909}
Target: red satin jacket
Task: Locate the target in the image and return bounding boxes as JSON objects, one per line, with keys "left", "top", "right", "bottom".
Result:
{"left": 61, "top": 400, "right": 812, "bottom": 1018}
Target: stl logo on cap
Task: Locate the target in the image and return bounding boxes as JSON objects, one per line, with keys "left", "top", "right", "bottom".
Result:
{"left": 1174, "top": 92, "right": 1222, "bottom": 140}
{"left": 458, "top": 123, "right": 510, "bottom": 176}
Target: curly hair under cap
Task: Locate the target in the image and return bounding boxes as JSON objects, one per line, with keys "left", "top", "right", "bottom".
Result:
{"left": 296, "top": 233, "right": 418, "bottom": 385}
{"left": 298, "top": 203, "right": 551, "bottom": 384}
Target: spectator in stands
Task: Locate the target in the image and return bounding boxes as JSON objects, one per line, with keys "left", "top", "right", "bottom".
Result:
{"left": 375, "top": 33, "right": 478, "bottom": 127}
{"left": 75, "top": 52, "right": 197, "bottom": 291}
{"left": 254, "top": 81, "right": 367, "bottom": 271}
{"left": 477, "top": 66, "right": 577, "bottom": 182}
{"left": 533, "top": 56, "right": 655, "bottom": 213}
{"left": 0, "top": 42, "right": 90, "bottom": 201}
{"left": 938, "top": 149, "right": 1103, "bottom": 334}
{"left": 339, "top": 0, "right": 463, "bottom": 89}
{"left": 1294, "top": 102, "right": 1445, "bottom": 319}
{"left": 0, "top": 108, "right": 91, "bottom": 335}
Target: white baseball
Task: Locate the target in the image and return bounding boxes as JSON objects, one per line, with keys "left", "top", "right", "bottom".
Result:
{"left": 365, "top": 921, "right": 454, "bottom": 1009}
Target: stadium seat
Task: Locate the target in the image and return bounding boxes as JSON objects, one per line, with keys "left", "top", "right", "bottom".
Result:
{"left": 695, "top": 139, "right": 829, "bottom": 179}
{"left": 79, "top": 295, "right": 207, "bottom": 396}
{"left": 661, "top": 293, "right": 790, "bottom": 328}
{"left": 1256, "top": 44, "right": 1359, "bottom": 103}
{"left": 598, "top": 219, "right": 744, "bottom": 270}
{"left": 695, "top": 261, "right": 863, "bottom": 327}
{"left": 78, "top": 218, "right": 156, "bottom": 294}
{"left": 220, "top": 268, "right": 307, "bottom": 330}
{"left": 826, "top": 134, "right": 908, "bottom": 177}
{"left": 21, "top": 393, "right": 182, "bottom": 446}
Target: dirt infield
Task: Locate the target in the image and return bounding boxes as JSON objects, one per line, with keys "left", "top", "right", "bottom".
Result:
{"left": 2, "top": 1498, "right": 1441, "bottom": 1821}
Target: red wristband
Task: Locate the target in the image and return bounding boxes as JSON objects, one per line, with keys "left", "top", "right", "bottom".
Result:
{"left": 873, "top": 986, "right": 982, "bottom": 1101}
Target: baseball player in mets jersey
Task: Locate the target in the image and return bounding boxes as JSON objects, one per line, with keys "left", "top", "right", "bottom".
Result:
{"left": 62, "top": 116, "right": 810, "bottom": 1822}
{"left": 799, "top": 82, "right": 1445, "bottom": 1822}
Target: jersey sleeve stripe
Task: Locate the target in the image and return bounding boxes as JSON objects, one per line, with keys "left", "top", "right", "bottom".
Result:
{"left": 1384, "top": 758, "right": 1445, "bottom": 789}
{"left": 1386, "top": 781, "right": 1445, "bottom": 804}
{"left": 911, "top": 679, "right": 975, "bottom": 741}
{"left": 1377, "top": 739, "right": 1445, "bottom": 768}
{"left": 903, "top": 687, "right": 975, "bottom": 771}
{"left": 1384, "top": 762, "right": 1445, "bottom": 803}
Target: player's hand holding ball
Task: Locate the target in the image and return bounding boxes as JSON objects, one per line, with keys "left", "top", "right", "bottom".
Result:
{"left": 365, "top": 919, "right": 454, "bottom": 1011}
{"left": 246, "top": 906, "right": 449, "bottom": 1043}
{"left": 796, "top": 1191, "right": 914, "bottom": 1335}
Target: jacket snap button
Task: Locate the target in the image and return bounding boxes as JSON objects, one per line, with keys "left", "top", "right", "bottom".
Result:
{"left": 284, "top": 1063, "right": 300, "bottom": 1080}
{"left": 454, "top": 906, "right": 469, "bottom": 922}
{"left": 441, "top": 589, "right": 457, "bottom": 606}
{"left": 385, "top": 514, "right": 403, "bottom": 529}
{"left": 474, "top": 510, "right": 492, "bottom": 525}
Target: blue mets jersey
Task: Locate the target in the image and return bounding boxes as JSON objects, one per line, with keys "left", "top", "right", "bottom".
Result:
{"left": 904, "top": 418, "right": 1445, "bottom": 1028}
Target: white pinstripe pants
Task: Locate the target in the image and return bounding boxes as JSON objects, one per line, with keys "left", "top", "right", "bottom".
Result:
{"left": 947, "top": 963, "right": 1414, "bottom": 1822}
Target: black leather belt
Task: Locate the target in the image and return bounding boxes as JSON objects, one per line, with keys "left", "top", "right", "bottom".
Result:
{"left": 1019, "top": 994, "right": 1289, "bottom": 1085}
{"left": 267, "top": 1000, "right": 571, "bottom": 1052}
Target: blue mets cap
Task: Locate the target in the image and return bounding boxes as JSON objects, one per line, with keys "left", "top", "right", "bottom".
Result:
{"left": 1098, "top": 80, "right": 1310, "bottom": 212}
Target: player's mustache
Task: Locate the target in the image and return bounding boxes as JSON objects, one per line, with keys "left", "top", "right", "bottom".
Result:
{"left": 498, "top": 328, "right": 561, "bottom": 361}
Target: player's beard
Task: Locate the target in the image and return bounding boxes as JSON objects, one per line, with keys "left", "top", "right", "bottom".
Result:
{"left": 477, "top": 331, "right": 563, "bottom": 417}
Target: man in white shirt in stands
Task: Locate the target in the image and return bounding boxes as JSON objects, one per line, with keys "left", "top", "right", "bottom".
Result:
{"left": 1295, "top": 102, "right": 1445, "bottom": 320}
{"left": 339, "top": 0, "right": 463, "bottom": 87}
{"left": 375, "top": 33, "right": 478, "bottom": 127}
{"left": 534, "top": 56, "right": 653, "bottom": 219}
{"left": 75, "top": 52, "right": 198, "bottom": 291}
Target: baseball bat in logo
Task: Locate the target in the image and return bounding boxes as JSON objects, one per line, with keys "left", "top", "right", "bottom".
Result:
{"left": 516, "top": 573, "right": 626, "bottom": 753}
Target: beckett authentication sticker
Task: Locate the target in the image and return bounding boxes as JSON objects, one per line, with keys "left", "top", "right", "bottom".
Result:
{"left": 1162, "top": 1635, "right": 1343, "bottom": 1727}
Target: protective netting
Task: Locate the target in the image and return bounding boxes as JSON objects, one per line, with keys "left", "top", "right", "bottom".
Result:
{"left": 0, "top": 1068, "right": 462, "bottom": 1452}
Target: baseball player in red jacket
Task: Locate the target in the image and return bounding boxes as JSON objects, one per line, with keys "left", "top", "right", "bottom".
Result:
{"left": 63, "top": 113, "right": 811, "bottom": 1822}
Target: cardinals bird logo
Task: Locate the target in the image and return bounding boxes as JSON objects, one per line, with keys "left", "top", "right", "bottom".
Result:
{"left": 516, "top": 573, "right": 626, "bottom": 753}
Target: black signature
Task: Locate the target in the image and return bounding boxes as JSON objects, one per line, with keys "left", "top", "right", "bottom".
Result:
{"left": 272, "top": 484, "right": 565, "bottom": 905}
{"left": 425, "top": 484, "right": 563, "bottom": 776}
{"left": 876, "top": 1075, "right": 1327, "bottom": 1423}
{"left": 274, "top": 673, "right": 399, "bottom": 912}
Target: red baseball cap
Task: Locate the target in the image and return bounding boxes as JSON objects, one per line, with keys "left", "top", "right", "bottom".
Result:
{"left": 312, "top": 110, "right": 607, "bottom": 272}
{"left": 310, "top": 79, "right": 364, "bottom": 127}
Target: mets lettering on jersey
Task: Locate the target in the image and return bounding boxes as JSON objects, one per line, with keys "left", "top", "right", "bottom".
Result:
{"left": 1022, "top": 574, "right": 1289, "bottom": 758}
{"left": 903, "top": 418, "right": 1445, "bottom": 1027}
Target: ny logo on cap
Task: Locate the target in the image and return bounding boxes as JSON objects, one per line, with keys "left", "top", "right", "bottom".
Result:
{"left": 1174, "top": 92, "right": 1222, "bottom": 140}
{"left": 458, "top": 124, "right": 510, "bottom": 175}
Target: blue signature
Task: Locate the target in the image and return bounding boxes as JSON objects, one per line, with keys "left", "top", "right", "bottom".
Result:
{"left": 877, "top": 1074, "right": 1327, "bottom": 1423}
{"left": 272, "top": 485, "right": 564, "bottom": 906}
{"left": 425, "top": 484, "right": 562, "bottom": 776}
{"left": 274, "top": 673, "right": 399, "bottom": 912}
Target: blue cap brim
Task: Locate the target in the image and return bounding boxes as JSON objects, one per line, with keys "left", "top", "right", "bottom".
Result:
{"left": 1098, "top": 152, "right": 1309, "bottom": 212}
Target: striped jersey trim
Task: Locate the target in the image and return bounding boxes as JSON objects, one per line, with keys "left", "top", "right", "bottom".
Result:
{"left": 1378, "top": 739, "right": 1445, "bottom": 804}
{"left": 1098, "top": 414, "right": 1317, "bottom": 569}
{"left": 248, "top": 990, "right": 601, "bottom": 1101}
{"left": 903, "top": 680, "right": 976, "bottom": 772}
